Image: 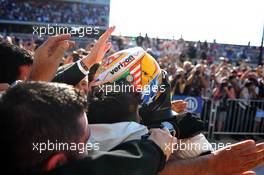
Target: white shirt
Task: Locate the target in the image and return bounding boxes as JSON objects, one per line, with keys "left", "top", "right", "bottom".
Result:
{"left": 88, "top": 122, "right": 148, "bottom": 151}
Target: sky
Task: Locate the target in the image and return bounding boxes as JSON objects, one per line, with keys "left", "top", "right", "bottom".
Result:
{"left": 109, "top": 0, "right": 264, "bottom": 46}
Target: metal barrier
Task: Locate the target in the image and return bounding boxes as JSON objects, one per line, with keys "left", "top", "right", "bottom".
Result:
{"left": 201, "top": 98, "right": 264, "bottom": 139}
{"left": 200, "top": 97, "right": 218, "bottom": 139}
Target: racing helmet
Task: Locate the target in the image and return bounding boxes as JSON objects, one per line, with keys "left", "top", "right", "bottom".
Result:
{"left": 91, "top": 47, "right": 163, "bottom": 104}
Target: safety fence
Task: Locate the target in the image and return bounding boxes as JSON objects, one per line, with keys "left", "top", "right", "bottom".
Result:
{"left": 173, "top": 96, "right": 264, "bottom": 139}
{"left": 201, "top": 98, "right": 264, "bottom": 139}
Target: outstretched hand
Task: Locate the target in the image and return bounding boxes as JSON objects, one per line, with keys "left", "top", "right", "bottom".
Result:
{"left": 82, "top": 26, "right": 115, "bottom": 69}
{"left": 211, "top": 140, "right": 264, "bottom": 175}
{"left": 28, "top": 34, "right": 75, "bottom": 81}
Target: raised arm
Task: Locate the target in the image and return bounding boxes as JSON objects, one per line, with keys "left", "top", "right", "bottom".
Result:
{"left": 28, "top": 26, "right": 115, "bottom": 84}
{"left": 52, "top": 26, "right": 115, "bottom": 85}
{"left": 28, "top": 34, "right": 75, "bottom": 81}
{"left": 158, "top": 140, "right": 264, "bottom": 175}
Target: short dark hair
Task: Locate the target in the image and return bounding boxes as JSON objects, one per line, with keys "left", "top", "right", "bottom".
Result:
{"left": 0, "top": 42, "right": 33, "bottom": 84}
{"left": 88, "top": 91, "right": 141, "bottom": 124}
{"left": 0, "top": 81, "right": 87, "bottom": 174}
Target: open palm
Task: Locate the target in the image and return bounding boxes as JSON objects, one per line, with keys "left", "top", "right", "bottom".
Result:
{"left": 83, "top": 26, "right": 115, "bottom": 69}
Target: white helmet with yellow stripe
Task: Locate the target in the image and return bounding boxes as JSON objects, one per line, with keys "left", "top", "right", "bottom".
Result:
{"left": 91, "top": 47, "right": 162, "bottom": 104}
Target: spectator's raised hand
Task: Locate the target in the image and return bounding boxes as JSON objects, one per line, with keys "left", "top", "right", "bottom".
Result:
{"left": 210, "top": 140, "right": 264, "bottom": 175}
{"left": 28, "top": 34, "right": 75, "bottom": 81}
{"left": 82, "top": 26, "right": 115, "bottom": 69}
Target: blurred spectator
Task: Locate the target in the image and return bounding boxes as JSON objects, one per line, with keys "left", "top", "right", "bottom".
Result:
{"left": 0, "top": 41, "right": 33, "bottom": 84}
{"left": 212, "top": 77, "right": 236, "bottom": 131}
{"left": 186, "top": 64, "right": 208, "bottom": 96}
{"left": 136, "top": 33, "right": 144, "bottom": 47}
{"left": 240, "top": 78, "right": 259, "bottom": 101}
{"left": 0, "top": 26, "right": 263, "bottom": 102}
{"left": 0, "top": 0, "right": 109, "bottom": 26}
{"left": 171, "top": 68, "right": 188, "bottom": 96}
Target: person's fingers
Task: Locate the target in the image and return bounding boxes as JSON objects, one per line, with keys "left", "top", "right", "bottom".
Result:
{"left": 162, "top": 127, "right": 171, "bottom": 135}
{"left": 149, "top": 128, "right": 161, "bottom": 133}
{"left": 149, "top": 128, "right": 170, "bottom": 136}
{"left": 241, "top": 143, "right": 264, "bottom": 161}
{"left": 88, "top": 27, "right": 114, "bottom": 59}
{"left": 50, "top": 40, "right": 70, "bottom": 60}
{"left": 230, "top": 140, "right": 256, "bottom": 151}
{"left": 239, "top": 143, "right": 257, "bottom": 155}
{"left": 241, "top": 143, "right": 264, "bottom": 157}
{"left": 148, "top": 128, "right": 154, "bottom": 134}
{"left": 43, "top": 34, "right": 71, "bottom": 48}
{"left": 242, "top": 152, "right": 264, "bottom": 166}
{"left": 104, "top": 42, "right": 112, "bottom": 52}
{"left": 256, "top": 143, "right": 264, "bottom": 150}
{"left": 251, "top": 148, "right": 264, "bottom": 162}
{"left": 98, "top": 26, "right": 115, "bottom": 43}
{"left": 104, "top": 26, "right": 115, "bottom": 39}
{"left": 64, "top": 56, "right": 73, "bottom": 64}
{"left": 67, "top": 40, "right": 75, "bottom": 49}
{"left": 242, "top": 150, "right": 264, "bottom": 171}
{"left": 172, "top": 137, "right": 177, "bottom": 144}
{"left": 242, "top": 160, "right": 263, "bottom": 174}
{"left": 241, "top": 171, "right": 256, "bottom": 175}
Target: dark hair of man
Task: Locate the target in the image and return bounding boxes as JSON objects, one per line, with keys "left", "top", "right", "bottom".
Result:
{"left": 87, "top": 91, "right": 142, "bottom": 124}
{"left": 0, "top": 42, "right": 33, "bottom": 84}
{"left": 0, "top": 81, "right": 87, "bottom": 174}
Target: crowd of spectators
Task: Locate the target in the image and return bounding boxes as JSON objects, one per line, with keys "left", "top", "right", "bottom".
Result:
{"left": 112, "top": 34, "right": 261, "bottom": 63}
{"left": 109, "top": 34, "right": 264, "bottom": 100}
{"left": 0, "top": 0, "right": 264, "bottom": 173}
{"left": 109, "top": 34, "right": 264, "bottom": 133}
{"left": 1, "top": 32, "right": 264, "bottom": 101}
{"left": 1, "top": 26, "right": 264, "bottom": 175}
{"left": 167, "top": 58, "right": 264, "bottom": 100}
{"left": 166, "top": 58, "right": 264, "bottom": 132}
{"left": 0, "top": 0, "right": 109, "bottom": 26}
{"left": 111, "top": 34, "right": 263, "bottom": 100}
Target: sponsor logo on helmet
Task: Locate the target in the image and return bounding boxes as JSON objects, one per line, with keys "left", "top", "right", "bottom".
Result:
{"left": 110, "top": 55, "right": 135, "bottom": 75}
{"left": 102, "top": 53, "right": 123, "bottom": 67}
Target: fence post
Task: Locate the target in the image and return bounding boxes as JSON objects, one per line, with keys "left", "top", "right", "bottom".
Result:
{"left": 208, "top": 101, "right": 218, "bottom": 140}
